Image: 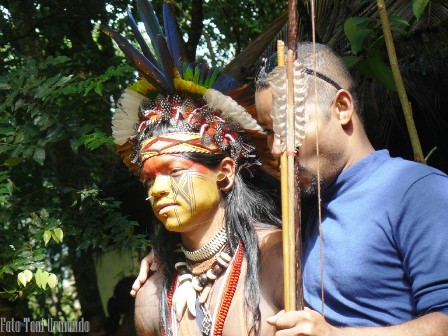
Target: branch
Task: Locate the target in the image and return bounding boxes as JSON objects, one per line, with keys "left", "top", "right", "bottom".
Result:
{"left": 376, "top": 0, "right": 426, "bottom": 164}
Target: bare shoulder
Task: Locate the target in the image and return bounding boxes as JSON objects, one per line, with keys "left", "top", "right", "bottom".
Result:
{"left": 256, "top": 227, "right": 284, "bottom": 309}
{"left": 256, "top": 227, "right": 282, "bottom": 257}
{"left": 134, "top": 269, "right": 164, "bottom": 336}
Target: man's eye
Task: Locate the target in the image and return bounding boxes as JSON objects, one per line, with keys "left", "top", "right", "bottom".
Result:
{"left": 170, "top": 168, "right": 184, "bottom": 176}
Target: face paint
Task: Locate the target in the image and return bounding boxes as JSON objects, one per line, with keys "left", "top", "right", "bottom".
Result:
{"left": 142, "top": 155, "right": 222, "bottom": 233}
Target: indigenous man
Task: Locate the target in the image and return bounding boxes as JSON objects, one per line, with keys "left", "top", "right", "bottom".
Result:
{"left": 104, "top": 1, "right": 284, "bottom": 335}
{"left": 256, "top": 42, "right": 448, "bottom": 335}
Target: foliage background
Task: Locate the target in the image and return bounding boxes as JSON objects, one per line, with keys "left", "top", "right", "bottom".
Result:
{"left": 1, "top": 0, "right": 447, "bottom": 327}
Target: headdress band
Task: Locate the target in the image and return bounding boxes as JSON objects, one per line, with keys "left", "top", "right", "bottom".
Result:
{"left": 140, "top": 132, "right": 222, "bottom": 161}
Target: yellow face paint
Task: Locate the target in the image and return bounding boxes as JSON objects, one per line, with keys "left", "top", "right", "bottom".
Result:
{"left": 142, "top": 155, "right": 222, "bottom": 233}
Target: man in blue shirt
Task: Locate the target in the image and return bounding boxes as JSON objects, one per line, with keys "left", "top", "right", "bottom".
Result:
{"left": 257, "top": 42, "right": 448, "bottom": 335}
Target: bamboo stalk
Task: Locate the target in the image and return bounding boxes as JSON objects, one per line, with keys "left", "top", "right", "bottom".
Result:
{"left": 277, "top": 40, "right": 293, "bottom": 311}
{"left": 376, "top": 0, "right": 426, "bottom": 164}
{"left": 286, "top": 48, "right": 298, "bottom": 311}
{"left": 284, "top": 0, "right": 301, "bottom": 312}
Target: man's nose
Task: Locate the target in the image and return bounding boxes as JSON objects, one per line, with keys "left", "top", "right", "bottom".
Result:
{"left": 149, "top": 176, "right": 171, "bottom": 198}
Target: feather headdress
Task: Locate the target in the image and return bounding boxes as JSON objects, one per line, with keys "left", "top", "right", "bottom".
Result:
{"left": 102, "top": 0, "right": 264, "bottom": 176}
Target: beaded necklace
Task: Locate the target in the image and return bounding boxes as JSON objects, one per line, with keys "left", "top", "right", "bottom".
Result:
{"left": 167, "top": 242, "right": 244, "bottom": 336}
{"left": 181, "top": 227, "right": 227, "bottom": 262}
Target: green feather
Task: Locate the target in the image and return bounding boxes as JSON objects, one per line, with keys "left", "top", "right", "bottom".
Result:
{"left": 183, "top": 63, "right": 196, "bottom": 82}
{"left": 193, "top": 65, "right": 201, "bottom": 84}
{"left": 204, "top": 68, "right": 220, "bottom": 88}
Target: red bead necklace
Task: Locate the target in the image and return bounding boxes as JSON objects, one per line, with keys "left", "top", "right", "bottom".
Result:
{"left": 166, "top": 242, "right": 245, "bottom": 336}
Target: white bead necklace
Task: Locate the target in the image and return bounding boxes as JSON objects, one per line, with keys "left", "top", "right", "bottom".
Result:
{"left": 180, "top": 227, "right": 227, "bottom": 262}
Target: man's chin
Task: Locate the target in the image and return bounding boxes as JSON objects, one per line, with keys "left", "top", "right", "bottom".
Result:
{"left": 298, "top": 173, "right": 320, "bottom": 199}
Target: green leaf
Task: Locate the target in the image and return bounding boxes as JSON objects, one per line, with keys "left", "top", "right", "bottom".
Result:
{"left": 1, "top": 265, "right": 14, "bottom": 275}
{"left": 52, "top": 56, "right": 71, "bottom": 64}
{"left": 355, "top": 50, "right": 397, "bottom": 91}
{"left": 0, "top": 127, "right": 15, "bottom": 136}
{"left": 342, "top": 55, "right": 361, "bottom": 68}
{"left": 43, "top": 231, "right": 51, "bottom": 245}
{"left": 4, "top": 157, "right": 23, "bottom": 167}
{"left": 39, "top": 271, "right": 49, "bottom": 289}
{"left": 33, "top": 148, "right": 46, "bottom": 165}
{"left": 83, "top": 80, "right": 96, "bottom": 96}
{"left": 391, "top": 27, "right": 409, "bottom": 36}
{"left": 17, "top": 272, "right": 27, "bottom": 287}
{"left": 35, "top": 269, "right": 42, "bottom": 287}
{"left": 40, "top": 209, "right": 49, "bottom": 220}
{"left": 366, "top": 36, "right": 385, "bottom": 58}
{"left": 35, "top": 86, "right": 51, "bottom": 100}
{"left": 53, "top": 228, "right": 63, "bottom": 243}
{"left": 47, "top": 273, "right": 58, "bottom": 289}
{"left": 80, "top": 131, "right": 115, "bottom": 150}
{"left": 0, "top": 172, "right": 9, "bottom": 183}
{"left": 344, "top": 17, "right": 372, "bottom": 54}
{"left": 55, "top": 75, "right": 73, "bottom": 87}
{"left": 23, "top": 270, "right": 33, "bottom": 282}
{"left": 18, "top": 250, "right": 32, "bottom": 258}
{"left": 389, "top": 16, "right": 410, "bottom": 26}
{"left": 94, "top": 82, "right": 103, "bottom": 96}
{"left": 413, "top": 0, "right": 430, "bottom": 20}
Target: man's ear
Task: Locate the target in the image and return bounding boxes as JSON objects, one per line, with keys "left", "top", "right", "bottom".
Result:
{"left": 217, "top": 157, "right": 236, "bottom": 192}
{"left": 333, "top": 90, "right": 354, "bottom": 126}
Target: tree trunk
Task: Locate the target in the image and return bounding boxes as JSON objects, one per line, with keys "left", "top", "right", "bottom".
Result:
{"left": 6, "top": 0, "right": 43, "bottom": 59}
{"left": 185, "top": 0, "right": 203, "bottom": 62}
{"left": 68, "top": 246, "right": 105, "bottom": 318}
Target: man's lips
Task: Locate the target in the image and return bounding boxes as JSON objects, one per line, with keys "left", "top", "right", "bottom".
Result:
{"left": 157, "top": 203, "right": 176, "bottom": 215}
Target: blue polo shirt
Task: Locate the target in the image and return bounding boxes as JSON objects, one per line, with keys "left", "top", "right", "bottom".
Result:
{"left": 303, "top": 150, "right": 448, "bottom": 326}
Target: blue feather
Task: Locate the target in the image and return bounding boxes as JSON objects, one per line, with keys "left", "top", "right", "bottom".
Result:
{"left": 156, "top": 34, "right": 176, "bottom": 92}
{"left": 101, "top": 25, "right": 170, "bottom": 93}
{"left": 211, "top": 73, "right": 240, "bottom": 93}
{"left": 137, "top": 0, "right": 163, "bottom": 60}
{"left": 127, "top": 10, "right": 161, "bottom": 70}
{"left": 162, "top": 3, "right": 184, "bottom": 74}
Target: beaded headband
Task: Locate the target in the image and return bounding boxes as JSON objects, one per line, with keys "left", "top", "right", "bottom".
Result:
{"left": 139, "top": 133, "right": 221, "bottom": 161}
{"left": 103, "top": 0, "right": 264, "bottom": 175}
